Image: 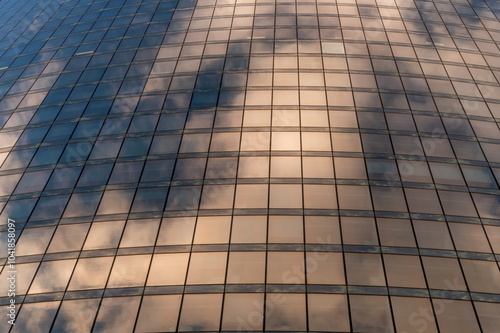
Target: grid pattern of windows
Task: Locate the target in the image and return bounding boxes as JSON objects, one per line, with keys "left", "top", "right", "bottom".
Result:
{"left": 0, "top": 0, "right": 499, "bottom": 331}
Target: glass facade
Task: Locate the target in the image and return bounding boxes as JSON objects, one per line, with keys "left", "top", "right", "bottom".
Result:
{"left": 0, "top": 0, "right": 499, "bottom": 331}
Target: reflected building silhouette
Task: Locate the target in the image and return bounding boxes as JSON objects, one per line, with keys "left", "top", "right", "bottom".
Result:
{"left": 0, "top": 0, "right": 500, "bottom": 332}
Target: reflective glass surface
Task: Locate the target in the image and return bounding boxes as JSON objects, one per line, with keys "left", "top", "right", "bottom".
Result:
{"left": 0, "top": 0, "right": 499, "bottom": 332}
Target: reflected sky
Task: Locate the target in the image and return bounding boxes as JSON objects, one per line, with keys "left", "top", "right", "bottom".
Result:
{"left": 0, "top": 0, "right": 499, "bottom": 332}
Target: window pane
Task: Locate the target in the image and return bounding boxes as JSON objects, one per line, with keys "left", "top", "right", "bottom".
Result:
{"left": 107, "top": 255, "right": 151, "bottom": 288}
{"left": 0, "top": 262, "right": 38, "bottom": 296}
{"left": 306, "top": 252, "right": 345, "bottom": 285}
{"left": 391, "top": 297, "right": 438, "bottom": 333}
{"left": 308, "top": 294, "right": 349, "bottom": 332}
{"left": 231, "top": 216, "right": 267, "bottom": 243}
{"left": 238, "top": 156, "right": 269, "bottom": 178}
{"left": 77, "top": 164, "right": 113, "bottom": 187}
{"left": 135, "top": 295, "right": 182, "bottom": 333}
{"left": 165, "top": 186, "right": 201, "bottom": 210}
{"left": 271, "top": 156, "right": 301, "bottom": 178}
{"left": 52, "top": 299, "right": 100, "bottom": 333}
{"left": 267, "top": 252, "right": 305, "bottom": 284}
{"left": 461, "top": 259, "right": 500, "bottom": 294}
{"left": 413, "top": 220, "right": 453, "bottom": 250}
{"left": 13, "top": 170, "right": 51, "bottom": 194}
{"left": 187, "top": 252, "right": 227, "bottom": 284}
{"left": 48, "top": 223, "right": 90, "bottom": 253}
{"left": 234, "top": 184, "right": 269, "bottom": 209}
{"left": 147, "top": 253, "right": 189, "bottom": 286}
{"left": 475, "top": 301, "right": 500, "bottom": 333}
{"left": 83, "top": 221, "right": 125, "bottom": 250}
{"left": 193, "top": 216, "right": 231, "bottom": 244}
{"left": 68, "top": 257, "right": 113, "bottom": 290}
{"left": 92, "top": 297, "right": 141, "bottom": 333}
{"left": 337, "top": 185, "right": 372, "bottom": 210}
{"left": 222, "top": 293, "right": 264, "bottom": 331}
{"left": 341, "top": 217, "right": 378, "bottom": 245}
{"left": 265, "top": 294, "right": 307, "bottom": 331}
{"left": 173, "top": 158, "right": 206, "bottom": 180}
{"left": 29, "top": 260, "right": 76, "bottom": 293}
{"left": 384, "top": 254, "right": 426, "bottom": 288}
{"left": 303, "top": 156, "right": 334, "bottom": 178}
{"left": 304, "top": 184, "right": 337, "bottom": 209}
{"left": 109, "top": 161, "right": 144, "bottom": 184}
{"left": 227, "top": 252, "right": 266, "bottom": 284}
{"left": 268, "top": 216, "right": 303, "bottom": 243}
{"left": 119, "top": 219, "right": 160, "bottom": 248}
{"left": 433, "top": 299, "right": 480, "bottom": 333}
{"left": 30, "top": 195, "right": 70, "bottom": 221}
{"left": 405, "top": 188, "right": 443, "bottom": 214}
{"left": 157, "top": 217, "right": 195, "bottom": 245}
{"left": 63, "top": 192, "right": 102, "bottom": 218}
{"left": 345, "top": 253, "right": 385, "bottom": 286}
{"left": 270, "top": 184, "right": 302, "bottom": 208}
{"left": 11, "top": 301, "right": 60, "bottom": 333}
{"left": 422, "top": 257, "right": 467, "bottom": 291}
{"left": 97, "top": 189, "right": 135, "bottom": 215}
{"left": 16, "top": 227, "right": 55, "bottom": 256}
{"left": 377, "top": 218, "right": 416, "bottom": 247}
{"left": 449, "top": 223, "right": 490, "bottom": 253}
{"left": 178, "top": 294, "right": 223, "bottom": 331}
{"left": 350, "top": 295, "right": 394, "bottom": 333}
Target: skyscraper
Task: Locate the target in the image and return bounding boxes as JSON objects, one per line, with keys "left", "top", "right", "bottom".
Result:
{"left": 0, "top": 0, "right": 499, "bottom": 331}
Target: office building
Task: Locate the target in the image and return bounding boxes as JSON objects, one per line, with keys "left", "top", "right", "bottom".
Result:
{"left": 0, "top": 0, "right": 499, "bottom": 331}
